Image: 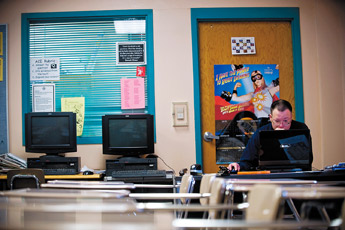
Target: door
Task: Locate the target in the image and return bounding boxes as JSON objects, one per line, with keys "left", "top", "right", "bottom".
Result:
{"left": 198, "top": 21, "right": 295, "bottom": 173}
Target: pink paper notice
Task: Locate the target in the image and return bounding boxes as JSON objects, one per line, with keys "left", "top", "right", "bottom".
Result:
{"left": 121, "top": 78, "right": 145, "bottom": 109}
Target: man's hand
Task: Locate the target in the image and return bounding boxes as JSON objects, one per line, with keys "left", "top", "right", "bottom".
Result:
{"left": 227, "top": 162, "right": 240, "bottom": 171}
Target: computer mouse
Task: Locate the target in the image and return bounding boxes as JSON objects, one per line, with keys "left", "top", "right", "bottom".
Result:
{"left": 83, "top": 170, "right": 94, "bottom": 175}
{"left": 230, "top": 168, "right": 238, "bottom": 174}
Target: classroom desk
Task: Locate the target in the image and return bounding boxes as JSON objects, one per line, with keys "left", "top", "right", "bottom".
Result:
{"left": 224, "top": 179, "right": 345, "bottom": 222}
{"left": 0, "top": 188, "right": 168, "bottom": 230}
{"left": 0, "top": 173, "right": 103, "bottom": 190}
{"left": 0, "top": 187, "right": 131, "bottom": 199}
{"left": 41, "top": 180, "right": 136, "bottom": 190}
{"left": 222, "top": 170, "right": 345, "bottom": 181}
{"left": 0, "top": 172, "right": 103, "bottom": 180}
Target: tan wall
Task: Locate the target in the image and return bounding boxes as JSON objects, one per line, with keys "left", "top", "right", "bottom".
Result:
{"left": 0, "top": 0, "right": 344, "bottom": 173}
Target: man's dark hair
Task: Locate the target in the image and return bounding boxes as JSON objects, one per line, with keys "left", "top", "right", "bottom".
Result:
{"left": 270, "top": 99, "right": 292, "bottom": 114}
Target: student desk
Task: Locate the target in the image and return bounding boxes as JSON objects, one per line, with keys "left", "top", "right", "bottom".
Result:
{"left": 0, "top": 172, "right": 103, "bottom": 180}
{"left": 222, "top": 170, "right": 345, "bottom": 181}
{"left": 0, "top": 172, "right": 175, "bottom": 193}
{"left": 0, "top": 188, "right": 171, "bottom": 230}
{"left": 0, "top": 173, "right": 103, "bottom": 190}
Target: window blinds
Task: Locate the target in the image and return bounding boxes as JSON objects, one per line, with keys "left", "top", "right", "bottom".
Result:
{"left": 28, "top": 19, "right": 148, "bottom": 143}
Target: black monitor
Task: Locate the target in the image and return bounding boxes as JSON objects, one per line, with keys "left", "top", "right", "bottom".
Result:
{"left": 25, "top": 112, "right": 77, "bottom": 157}
{"left": 102, "top": 114, "right": 154, "bottom": 157}
{"left": 258, "top": 129, "right": 312, "bottom": 171}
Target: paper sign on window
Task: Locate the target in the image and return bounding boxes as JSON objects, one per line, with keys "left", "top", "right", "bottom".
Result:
{"left": 61, "top": 97, "right": 85, "bottom": 136}
{"left": 30, "top": 57, "right": 60, "bottom": 81}
{"left": 121, "top": 78, "right": 145, "bottom": 109}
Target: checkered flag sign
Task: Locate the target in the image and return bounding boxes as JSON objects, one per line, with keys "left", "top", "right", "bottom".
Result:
{"left": 231, "top": 37, "right": 256, "bottom": 55}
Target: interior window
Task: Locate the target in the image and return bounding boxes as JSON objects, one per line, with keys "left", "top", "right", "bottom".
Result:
{"left": 22, "top": 10, "right": 155, "bottom": 144}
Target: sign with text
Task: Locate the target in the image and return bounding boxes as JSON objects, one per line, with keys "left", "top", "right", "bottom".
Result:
{"left": 30, "top": 57, "right": 60, "bottom": 81}
{"left": 116, "top": 41, "right": 146, "bottom": 65}
{"left": 121, "top": 78, "right": 145, "bottom": 109}
{"left": 32, "top": 84, "right": 55, "bottom": 112}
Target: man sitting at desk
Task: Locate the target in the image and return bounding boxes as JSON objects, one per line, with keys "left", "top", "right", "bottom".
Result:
{"left": 228, "top": 99, "right": 313, "bottom": 171}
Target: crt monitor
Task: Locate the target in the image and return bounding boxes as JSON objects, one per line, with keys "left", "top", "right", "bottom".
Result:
{"left": 25, "top": 112, "right": 77, "bottom": 157}
{"left": 102, "top": 114, "right": 154, "bottom": 157}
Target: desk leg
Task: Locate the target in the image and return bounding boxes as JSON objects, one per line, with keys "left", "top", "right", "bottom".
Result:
{"left": 286, "top": 198, "right": 301, "bottom": 221}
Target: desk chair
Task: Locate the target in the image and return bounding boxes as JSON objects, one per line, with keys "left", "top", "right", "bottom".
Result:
{"left": 136, "top": 177, "right": 241, "bottom": 220}
{"left": 208, "top": 182, "right": 284, "bottom": 221}
{"left": 246, "top": 184, "right": 284, "bottom": 222}
{"left": 199, "top": 173, "right": 216, "bottom": 218}
{"left": 130, "top": 174, "right": 196, "bottom": 218}
{"left": 7, "top": 169, "right": 45, "bottom": 190}
{"left": 223, "top": 179, "right": 317, "bottom": 220}
{"left": 341, "top": 201, "right": 345, "bottom": 230}
{"left": 129, "top": 174, "right": 195, "bottom": 202}
{"left": 199, "top": 173, "right": 217, "bottom": 206}
{"left": 282, "top": 186, "right": 345, "bottom": 224}
{"left": 172, "top": 184, "right": 335, "bottom": 230}
{"left": 207, "top": 177, "right": 228, "bottom": 219}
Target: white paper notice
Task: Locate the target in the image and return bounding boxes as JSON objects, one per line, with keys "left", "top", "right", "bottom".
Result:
{"left": 30, "top": 57, "right": 60, "bottom": 81}
{"left": 32, "top": 84, "right": 55, "bottom": 112}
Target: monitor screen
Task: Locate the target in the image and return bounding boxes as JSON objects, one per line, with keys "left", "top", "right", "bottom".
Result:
{"left": 258, "top": 129, "right": 312, "bottom": 171}
{"left": 25, "top": 112, "right": 77, "bottom": 156}
{"left": 102, "top": 114, "right": 154, "bottom": 157}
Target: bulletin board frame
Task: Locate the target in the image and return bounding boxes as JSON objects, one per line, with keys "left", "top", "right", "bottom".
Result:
{"left": 0, "top": 24, "right": 8, "bottom": 154}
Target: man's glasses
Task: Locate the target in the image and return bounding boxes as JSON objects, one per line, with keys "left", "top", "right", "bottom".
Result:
{"left": 251, "top": 74, "right": 263, "bottom": 82}
{"left": 271, "top": 119, "right": 291, "bottom": 126}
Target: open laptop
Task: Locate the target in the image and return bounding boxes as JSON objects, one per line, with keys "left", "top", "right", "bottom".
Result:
{"left": 258, "top": 129, "right": 312, "bottom": 172}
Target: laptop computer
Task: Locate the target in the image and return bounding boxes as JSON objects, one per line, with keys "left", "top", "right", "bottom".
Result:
{"left": 258, "top": 129, "right": 312, "bottom": 172}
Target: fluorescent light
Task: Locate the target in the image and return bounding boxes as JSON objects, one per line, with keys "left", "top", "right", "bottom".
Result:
{"left": 114, "top": 20, "right": 145, "bottom": 34}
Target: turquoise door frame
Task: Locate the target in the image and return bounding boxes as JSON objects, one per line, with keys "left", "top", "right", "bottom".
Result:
{"left": 191, "top": 7, "right": 304, "bottom": 166}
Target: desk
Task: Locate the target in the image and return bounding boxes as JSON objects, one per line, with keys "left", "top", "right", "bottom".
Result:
{"left": 0, "top": 173, "right": 104, "bottom": 190}
{"left": 0, "top": 188, "right": 170, "bottom": 230}
{"left": 224, "top": 179, "right": 345, "bottom": 221}
{"left": 0, "top": 172, "right": 103, "bottom": 180}
{"left": 223, "top": 170, "right": 345, "bottom": 181}
{"left": 41, "top": 180, "right": 136, "bottom": 190}
{"left": 0, "top": 187, "right": 131, "bottom": 199}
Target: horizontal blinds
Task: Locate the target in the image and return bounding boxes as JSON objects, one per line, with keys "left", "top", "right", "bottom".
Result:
{"left": 29, "top": 19, "right": 147, "bottom": 140}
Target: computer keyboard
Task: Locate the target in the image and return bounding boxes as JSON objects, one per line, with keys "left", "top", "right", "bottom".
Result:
{"left": 43, "top": 168, "right": 78, "bottom": 175}
{"left": 112, "top": 169, "right": 166, "bottom": 178}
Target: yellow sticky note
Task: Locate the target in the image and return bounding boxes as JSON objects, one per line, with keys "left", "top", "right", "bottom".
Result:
{"left": 61, "top": 97, "right": 85, "bottom": 136}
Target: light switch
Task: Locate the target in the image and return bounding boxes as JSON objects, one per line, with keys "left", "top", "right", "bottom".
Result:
{"left": 176, "top": 107, "right": 184, "bottom": 120}
{"left": 172, "top": 102, "right": 188, "bottom": 127}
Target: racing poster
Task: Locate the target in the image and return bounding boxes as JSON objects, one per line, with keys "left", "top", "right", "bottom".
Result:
{"left": 214, "top": 64, "right": 280, "bottom": 164}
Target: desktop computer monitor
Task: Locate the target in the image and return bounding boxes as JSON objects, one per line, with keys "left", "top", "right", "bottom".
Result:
{"left": 102, "top": 114, "right": 154, "bottom": 157}
{"left": 25, "top": 112, "right": 77, "bottom": 157}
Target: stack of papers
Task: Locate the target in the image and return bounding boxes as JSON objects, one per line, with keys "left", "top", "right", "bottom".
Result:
{"left": 0, "top": 153, "right": 27, "bottom": 170}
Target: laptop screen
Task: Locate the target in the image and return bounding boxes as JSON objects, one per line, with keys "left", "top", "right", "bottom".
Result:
{"left": 258, "top": 129, "right": 311, "bottom": 171}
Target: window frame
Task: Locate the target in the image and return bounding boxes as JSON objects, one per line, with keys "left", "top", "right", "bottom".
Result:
{"left": 21, "top": 10, "right": 155, "bottom": 144}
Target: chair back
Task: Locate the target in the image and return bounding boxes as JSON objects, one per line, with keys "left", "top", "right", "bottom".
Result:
{"left": 341, "top": 200, "right": 345, "bottom": 230}
{"left": 246, "top": 184, "right": 283, "bottom": 221}
{"left": 208, "top": 178, "right": 226, "bottom": 219}
{"left": 199, "top": 173, "right": 216, "bottom": 206}
{"left": 7, "top": 169, "right": 45, "bottom": 190}
{"left": 178, "top": 174, "right": 195, "bottom": 204}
